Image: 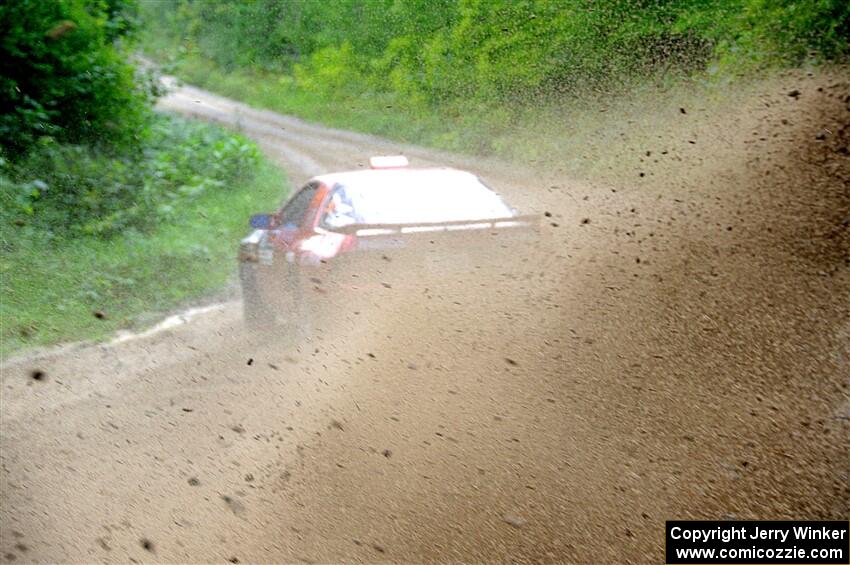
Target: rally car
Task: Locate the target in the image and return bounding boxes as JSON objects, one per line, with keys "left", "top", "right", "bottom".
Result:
{"left": 238, "top": 156, "right": 535, "bottom": 329}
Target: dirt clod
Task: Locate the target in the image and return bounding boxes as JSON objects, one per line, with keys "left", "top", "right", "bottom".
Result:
{"left": 503, "top": 514, "right": 527, "bottom": 529}
{"left": 221, "top": 495, "right": 245, "bottom": 515}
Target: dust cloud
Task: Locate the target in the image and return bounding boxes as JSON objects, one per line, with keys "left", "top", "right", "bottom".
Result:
{"left": 1, "top": 70, "right": 848, "bottom": 563}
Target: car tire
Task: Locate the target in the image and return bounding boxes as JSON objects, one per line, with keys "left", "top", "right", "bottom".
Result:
{"left": 240, "top": 261, "right": 306, "bottom": 338}
{"left": 239, "top": 262, "right": 277, "bottom": 331}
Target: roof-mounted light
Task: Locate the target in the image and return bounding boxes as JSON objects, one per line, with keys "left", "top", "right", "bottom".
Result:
{"left": 369, "top": 155, "right": 409, "bottom": 169}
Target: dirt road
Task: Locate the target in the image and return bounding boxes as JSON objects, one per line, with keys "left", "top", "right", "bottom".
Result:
{"left": 1, "top": 74, "right": 848, "bottom": 564}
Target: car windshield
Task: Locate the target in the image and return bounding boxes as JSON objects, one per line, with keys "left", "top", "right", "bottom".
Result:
{"left": 280, "top": 183, "right": 319, "bottom": 228}
{"left": 328, "top": 170, "right": 513, "bottom": 226}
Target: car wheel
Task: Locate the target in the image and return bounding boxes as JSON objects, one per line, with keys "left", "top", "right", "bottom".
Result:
{"left": 277, "top": 264, "right": 304, "bottom": 337}
{"left": 239, "top": 262, "right": 277, "bottom": 330}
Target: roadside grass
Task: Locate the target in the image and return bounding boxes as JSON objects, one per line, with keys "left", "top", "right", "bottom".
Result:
{"left": 160, "top": 53, "right": 774, "bottom": 184}
{"left": 168, "top": 55, "right": 452, "bottom": 148}
{"left": 1, "top": 151, "right": 286, "bottom": 359}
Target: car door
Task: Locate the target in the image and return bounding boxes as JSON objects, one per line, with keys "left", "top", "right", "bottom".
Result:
{"left": 247, "top": 182, "right": 324, "bottom": 315}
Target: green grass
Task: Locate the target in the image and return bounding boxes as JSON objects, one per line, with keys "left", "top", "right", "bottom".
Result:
{"left": 1, "top": 155, "right": 286, "bottom": 359}
{"left": 168, "top": 55, "right": 455, "bottom": 147}
{"left": 160, "top": 53, "right": 767, "bottom": 184}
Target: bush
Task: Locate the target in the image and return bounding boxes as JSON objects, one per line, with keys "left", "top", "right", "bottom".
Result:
{"left": 141, "top": 0, "right": 849, "bottom": 109}
{"left": 0, "top": 0, "right": 156, "bottom": 157}
{"left": 0, "top": 121, "right": 285, "bottom": 357}
{"left": 0, "top": 114, "right": 260, "bottom": 238}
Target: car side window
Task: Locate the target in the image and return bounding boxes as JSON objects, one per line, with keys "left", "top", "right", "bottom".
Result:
{"left": 278, "top": 182, "right": 319, "bottom": 229}
{"left": 321, "top": 185, "right": 359, "bottom": 229}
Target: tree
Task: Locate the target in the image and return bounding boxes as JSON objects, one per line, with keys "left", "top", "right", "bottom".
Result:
{"left": 0, "top": 0, "right": 153, "bottom": 157}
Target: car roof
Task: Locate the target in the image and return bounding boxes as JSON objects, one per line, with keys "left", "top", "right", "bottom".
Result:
{"left": 313, "top": 167, "right": 479, "bottom": 188}
{"left": 312, "top": 167, "right": 515, "bottom": 225}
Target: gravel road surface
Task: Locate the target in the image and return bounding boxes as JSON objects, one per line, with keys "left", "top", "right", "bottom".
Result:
{"left": 1, "top": 74, "right": 848, "bottom": 564}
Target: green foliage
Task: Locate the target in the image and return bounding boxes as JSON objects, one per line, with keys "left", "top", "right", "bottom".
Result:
{"left": 293, "top": 42, "right": 365, "bottom": 98}
{"left": 141, "top": 0, "right": 848, "bottom": 109}
{"left": 1, "top": 114, "right": 259, "bottom": 238}
{"left": 136, "top": 0, "right": 850, "bottom": 175}
{"left": 0, "top": 0, "right": 157, "bottom": 156}
{"left": 0, "top": 0, "right": 291, "bottom": 356}
{"left": 0, "top": 117, "right": 286, "bottom": 357}
{"left": 713, "top": 0, "right": 850, "bottom": 67}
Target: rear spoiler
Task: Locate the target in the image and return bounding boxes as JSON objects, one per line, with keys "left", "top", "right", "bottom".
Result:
{"left": 332, "top": 215, "right": 539, "bottom": 237}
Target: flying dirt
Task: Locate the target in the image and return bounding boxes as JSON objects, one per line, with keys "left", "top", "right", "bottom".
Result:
{"left": 1, "top": 72, "right": 848, "bottom": 563}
